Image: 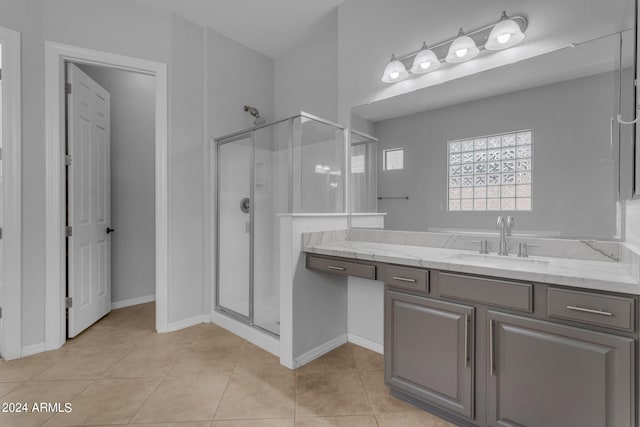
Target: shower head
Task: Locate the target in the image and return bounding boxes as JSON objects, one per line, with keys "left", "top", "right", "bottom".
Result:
{"left": 244, "top": 105, "right": 266, "bottom": 126}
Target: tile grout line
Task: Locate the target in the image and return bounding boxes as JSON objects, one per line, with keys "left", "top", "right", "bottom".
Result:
{"left": 124, "top": 340, "right": 174, "bottom": 426}
{"left": 38, "top": 377, "right": 95, "bottom": 427}
{"left": 210, "top": 345, "right": 242, "bottom": 423}
{"left": 124, "top": 378, "right": 164, "bottom": 425}
{"left": 353, "top": 348, "right": 378, "bottom": 423}
{"left": 293, "top": 364, "right": 298, "bottom": 421}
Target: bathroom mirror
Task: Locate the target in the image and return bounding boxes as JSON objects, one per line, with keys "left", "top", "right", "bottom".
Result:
{"left": 351, "top": 26, "right": 636, "bottom": 240}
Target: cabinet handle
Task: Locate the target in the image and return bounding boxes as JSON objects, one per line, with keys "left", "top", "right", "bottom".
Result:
{"left": 565, "top": 305, "right": 613, "bottom": 317}
{"left": 392, "top": 276, "right": 417, "bottom": 283}
{"left": 327, "top": 265, "right": 346, "bottom": 271}
{"left": 464, "top": 314, "right": 469, "bottom": 368}
{"left": 489, "top": 319, "right": 495, "bottom": 376}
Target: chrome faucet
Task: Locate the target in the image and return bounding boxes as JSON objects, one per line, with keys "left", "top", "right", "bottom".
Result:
{"left": 496, "top": 216, "right": 514, "bottom": 256}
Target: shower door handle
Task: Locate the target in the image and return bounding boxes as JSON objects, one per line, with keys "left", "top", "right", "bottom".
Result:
{"left": 240, "top": 197, "right": 251, "bottom": 214}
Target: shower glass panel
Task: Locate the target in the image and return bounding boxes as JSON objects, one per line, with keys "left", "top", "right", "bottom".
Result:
{"left": 217, "top": 133, "right": 252, "bottom": 319}
{"left": 351, "top": 131, "right": 378, "bottom": 213}
{"left": 293, "top": 116, "right": 346, "bottom": 213}
{"left": 253, "top": 122, "right": 289, "bottom": 335}
{"left": 215, "top": 112, "right": 346, "bottom": 337}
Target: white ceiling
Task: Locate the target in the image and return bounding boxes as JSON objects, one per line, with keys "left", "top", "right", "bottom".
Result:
{"left": 129, "top": 0, "right": 346, "bottom": 58}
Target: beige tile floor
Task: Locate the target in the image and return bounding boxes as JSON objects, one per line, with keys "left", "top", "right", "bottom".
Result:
{"left": 0, "top": 303, "right": 455, "bottom": 427}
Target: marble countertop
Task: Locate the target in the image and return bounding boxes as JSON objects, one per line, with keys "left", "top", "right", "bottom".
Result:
{"left": 304, "top": 240, "right": 640, "bottom": 295}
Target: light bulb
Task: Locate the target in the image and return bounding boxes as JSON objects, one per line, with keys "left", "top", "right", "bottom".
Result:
{"left": 410, "top": 43, "right": 441, "bottom": 74}
{"left": 497, "top": 33, "right": 511, "bottom": 44}
{"left": 381, "top": 54, "right": 409, "bottom": 83}
{"left": 486, "top": 12, "right": 525, "bottom": 51}
{"left": 446, "top": 29, "right": 479, "bottom": 63}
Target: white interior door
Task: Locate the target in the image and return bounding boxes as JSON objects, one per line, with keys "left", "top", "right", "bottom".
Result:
{"left": 66, "top": 63, "right": 111, "bottom": 338}
{"left": 0, "top": 55, "right": 4, "bottom": 356}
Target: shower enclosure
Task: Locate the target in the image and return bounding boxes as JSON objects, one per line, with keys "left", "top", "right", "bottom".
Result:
{"left": 215, "top": 112, "right": 346, "bottom": 336}
{"left": 350, "top": 130, "right": 378, "bottom": 213}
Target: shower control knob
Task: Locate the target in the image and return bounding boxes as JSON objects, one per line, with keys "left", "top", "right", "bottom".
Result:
{"left": 240, "top": 197, "right": 251, "bottom": 214}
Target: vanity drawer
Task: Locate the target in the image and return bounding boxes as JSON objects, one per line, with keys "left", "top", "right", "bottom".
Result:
{"left": 385, "top": 265, "right": 429, "bottom": 292}
{"left": 547, "top": 288, "right": 635, "bottom": 332}
{"left": 306, "top": 255, "right": 376, "bottom": 280}
{"left": 437, "top": 272, "right": 532, "bottom": 312}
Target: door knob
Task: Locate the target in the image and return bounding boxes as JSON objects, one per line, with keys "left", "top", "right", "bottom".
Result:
{"left": 106, "top": 227, "right": 115, "bottom": 234}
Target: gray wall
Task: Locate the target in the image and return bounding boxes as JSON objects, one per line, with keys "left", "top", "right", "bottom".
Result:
{"left": 79, "top": 64, "right": 156, "bottom": 305}
{"left": 274, "top": 12, "right": 338, "bottom": 121}
{"left": 1, "top": 0, "right": 274, "bottom": 348}
{"left": 375, "top": 71, "right": 618, "bottom": 239}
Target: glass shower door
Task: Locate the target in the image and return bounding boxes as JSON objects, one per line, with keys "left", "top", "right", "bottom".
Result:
{"left": 217, "top": 133, "right": 252, "bottom": 319}
{"left": 252, "top": 123, "right": 288, "bottom": 335}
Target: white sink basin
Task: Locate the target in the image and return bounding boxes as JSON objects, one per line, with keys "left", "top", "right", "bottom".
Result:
{"left": 449, "top": 252, "right": 550, "bottom": 267}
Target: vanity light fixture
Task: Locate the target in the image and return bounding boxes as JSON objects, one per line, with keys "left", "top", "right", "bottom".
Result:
{"left": 381, "top": 54, "right": 409, "bottom": 83}
{"left": 486, "top": 11, "right": 526, "bottom": 50}
{"left": 410, "top": 42, "right": 441, "bottom": 74}
{"left": 446, "top": 28, "right": 479, "bottom": 63}
{"left": 381, "top": 11, "right": 527, "bottom": 83}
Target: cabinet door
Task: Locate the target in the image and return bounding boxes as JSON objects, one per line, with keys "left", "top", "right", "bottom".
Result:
{"left": 488, "top": 311, "right": 634, "bottom": 427}
{"left": 385, "top": 290, "right": 474, "bottom": 418}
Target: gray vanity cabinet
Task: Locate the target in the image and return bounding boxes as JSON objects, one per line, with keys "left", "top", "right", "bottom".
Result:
{"left": 385, "top": 290, "right": 474, "bottom": 418}
{"left": 487, "top": 311, "right": 635, "bottom": 427}
{"left": 306, "top": 254, "right": 639, "bottom": 426}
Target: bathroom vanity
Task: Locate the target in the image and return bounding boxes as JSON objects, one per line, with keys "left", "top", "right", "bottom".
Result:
{"left": 303, "top": 230, "right": 640, "bottom": 427}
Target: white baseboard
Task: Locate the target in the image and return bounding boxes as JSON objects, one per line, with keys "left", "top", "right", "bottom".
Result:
{"left": 293, "top": 334, "right": 348, "bottom": 368}
{"left": 161, "top": 314, "right": 210, "bottom": 333}
{"left": 210, "top": 310, "right": 280, "bottom": 357}
{"left": 348, "top": 333, "right": 383, "bottom": 354}
{"left": 111, "top": 294, "right": 156, "bottom": 310}
{"left": 21, "top": 342, "right": 46, "bottom": 358}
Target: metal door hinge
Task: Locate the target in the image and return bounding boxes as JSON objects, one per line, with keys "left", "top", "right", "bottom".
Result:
{"left": 65, "top": 298, "right": 73, "bottom": 308}
{"left": 0, "top": 227, "right": 3, "bottom": 240}
{"left": 65, "top": 154, "right": 72, "bottom": 166}
{"left": 0, "top": 307, "right": 3, "bottom": 319}
{"left": 0, "top": 147, "right": 3, "bottom": 160}
{"left": 65, "top": 226, "right": 72, "bottom": 237}
{"left": 65, "top": 83, "right": 72, "bottom": 94}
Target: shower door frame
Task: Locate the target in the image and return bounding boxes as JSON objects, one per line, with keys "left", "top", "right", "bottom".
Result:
{"left": 214, "top": 112, "right": 348, "bottom": 337}
{"left": 215, "top": 131, "right": 255, "bottom": 324}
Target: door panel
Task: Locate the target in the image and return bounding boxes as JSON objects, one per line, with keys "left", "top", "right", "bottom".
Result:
{"left": 67, "top": 63, "right": 111, "bottom": 337}
{"left": 385, "top": 290, "right": 474, "bottom": 418}
{"left": 488, "top": 311, "right": 634, "bottom": 427}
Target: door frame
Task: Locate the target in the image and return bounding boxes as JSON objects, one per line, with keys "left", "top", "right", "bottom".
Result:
{"left": 44, "top": 42, "right": 169, "bottom": 351}
{"left": 214, "top": 132, "right": 255, "bottom": 323}
{"left": 0, "top": 25, "right": 22, "bottom": 360}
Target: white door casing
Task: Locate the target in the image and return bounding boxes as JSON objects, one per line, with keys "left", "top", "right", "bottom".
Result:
{"left": 0, "top": 66, "right": 4, "bottom": 356}
{"left": 45, "top": 42, "right": 168, "bottom": 352}
{"left": 0, "top": 27, "right": 21, "bottom": 360}
{"left": 66, "top": 63, "right": 111, "bottom": 337}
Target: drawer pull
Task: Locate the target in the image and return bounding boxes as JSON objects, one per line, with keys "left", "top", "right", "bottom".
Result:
{"left": 464, "top": 314, "right": 469, "bottom": 368}
{"left": 392, "top": 276, "right": 417, "bottom": 283}
{"left": 565, "top": 305, "right": 613, "bottom": 317}
{"left": 327, "top": 265, "right": 346, "bottom": 271}
{"left": 490, "top": 319, "right": 495, "bottom": 376}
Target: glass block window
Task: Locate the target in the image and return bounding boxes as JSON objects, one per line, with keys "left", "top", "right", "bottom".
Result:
{"left": 448, "top": 130, "right": 532, "bottom": 211}
{"left": 383, "top": 148, "right": 404, "bottom": 170}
